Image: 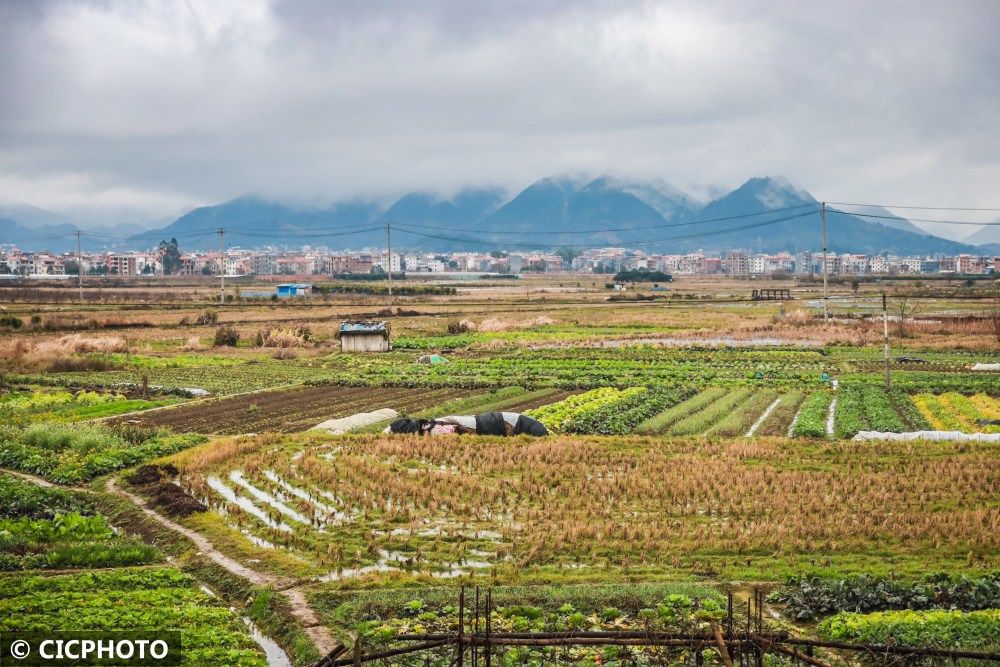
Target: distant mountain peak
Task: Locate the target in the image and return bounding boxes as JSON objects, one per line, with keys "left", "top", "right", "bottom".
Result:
{"left": 731, "top": 176, "right": 815, "bottom": 209}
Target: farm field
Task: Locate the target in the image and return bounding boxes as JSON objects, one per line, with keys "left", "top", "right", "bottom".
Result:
{"left": 113, "top": 385, "right": 478, "bottom": 434}
{"left": 0, "top": 274, "right": 998, "bottom": 664}
{"left": 162, "top": 432, "right": 1000, "bottom": 583}
{"left": 0, "top": 473, "right": 271, "bottom": 665}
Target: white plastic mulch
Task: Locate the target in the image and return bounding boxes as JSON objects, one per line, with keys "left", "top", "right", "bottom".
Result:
{"left": 854, "top": 430, "right": 1000, "bottom": 442}
{"left": 312, "top": 408, "right": 399, "bottom": 434}
{"left": 971, "top": 363, "right": 1000, "bottom": 371}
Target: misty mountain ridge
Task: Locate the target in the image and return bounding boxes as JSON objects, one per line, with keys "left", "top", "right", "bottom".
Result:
{"left": 963, "top": 219, "right": 1000, "bottom": 246}
{"left": 3, "top": 177, "right": 999, "bottom": 256}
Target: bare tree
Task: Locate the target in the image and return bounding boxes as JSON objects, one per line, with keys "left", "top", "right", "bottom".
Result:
{"left": 894, "top": 296, "right": 922, "bottom": 338}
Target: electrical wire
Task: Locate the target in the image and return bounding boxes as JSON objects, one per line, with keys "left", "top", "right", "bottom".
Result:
{"left": 380, "top": 203, "right": 818, "bottom": 235}
{"left": 827, "top": 202, "right": 1000, "bottom": 212}
{"left": 392, "top": 209, "right": 818, "bottom": 249}
{"left": 833, "top": 211, "right": 1000, "bottom": 226}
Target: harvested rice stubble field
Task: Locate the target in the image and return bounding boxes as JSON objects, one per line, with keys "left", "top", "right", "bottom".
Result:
{"left": 164, "top": 431, "right": 1000, "bottom": 584}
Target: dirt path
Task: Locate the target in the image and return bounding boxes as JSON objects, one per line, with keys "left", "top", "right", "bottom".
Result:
{"left": 104, "top": 476, "right": 339, "bottom": 654}
{"left": 0, "top": 467, "right": 59, "bottom": 488}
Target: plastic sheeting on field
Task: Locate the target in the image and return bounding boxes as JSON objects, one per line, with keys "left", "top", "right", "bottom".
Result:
{"left": 971, "top": 363, "right": 1000, "bottom": 371}
{"left": 854, "top": 430, "right": 1000, "bottom": 442}
{"left": 312, "top": 408, "right": 399, "bottom": 434}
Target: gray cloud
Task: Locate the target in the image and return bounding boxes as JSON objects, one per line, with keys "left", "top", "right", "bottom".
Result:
{"left": 1, "top": 0, "right": 998, "bottom": 237}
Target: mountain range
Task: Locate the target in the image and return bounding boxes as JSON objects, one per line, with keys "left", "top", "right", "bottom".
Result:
{"left": 2, "top": 176, "right": 999, "bottom": 256}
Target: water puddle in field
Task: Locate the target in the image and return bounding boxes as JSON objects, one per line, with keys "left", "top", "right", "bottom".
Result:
{"left": 205, "top": 476, "right": 293, "bottom": 533}
{"left": 229, "top": 470, "right": 314, "bottom": 527}
{"left": 243, "top": 618, "right": 292, "bottom": 667}
{"left": 240, "top": 528, "right": 277, "bottom": 549}
{"left": 317, "top": 548, "right": 500, "bottom": 582}
{"left": 317, "top": 447, "right": 342, "bottom": 461}
{"left": 262, "top": 470, "right": 356, "bottom": 525}
{"left": 317, "top": 549, "right": 409, "bottom": 582}
{"left": 379, "top": 521, "right": 503, "bottom": 543}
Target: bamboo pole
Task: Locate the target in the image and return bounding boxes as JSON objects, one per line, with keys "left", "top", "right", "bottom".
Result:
{"left": 712, "top": 622, "right": 735, "bottom": 667}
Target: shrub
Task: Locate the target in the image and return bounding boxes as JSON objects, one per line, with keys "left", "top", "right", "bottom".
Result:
{"left": 213, "top": 325, "right": 240, "bottom": 347}
{"left": 195, "top": 309, "right": 219, "bottom": 325}
{"left": 256, "top": 327, "right": 307, "bottom": 348}
{"left": 0, "top": 314, "right": 23, "bottom": 329}
{"left": 447, "top": 320, "right": 471, "bottom": 334}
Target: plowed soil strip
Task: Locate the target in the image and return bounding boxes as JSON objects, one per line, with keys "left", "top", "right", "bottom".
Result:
{"left": 501, "top": 389, "right": 583, "bottom": 413}
{"left": 112, "top": 385, "right": 473, "bottom": 434}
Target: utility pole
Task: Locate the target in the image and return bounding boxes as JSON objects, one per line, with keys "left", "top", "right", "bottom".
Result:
{"left": 386, "top": 222, "right": 393, "bottom": 305}
{"left": 821, "top": 202, "right": 829, "bottom": 322}
{"left": 882, "top": 292, "right": 891, "bottom": 389}
{"left": 75, "top": 229, "right": 83, "bottom": 303}
{"left": 218, "top": 227, "right": 226, "bottom": 304}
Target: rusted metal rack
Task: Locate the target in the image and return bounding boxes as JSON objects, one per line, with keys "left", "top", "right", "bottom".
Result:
{"left": 313, "top": 587, "right": 1000, "bottom": 667}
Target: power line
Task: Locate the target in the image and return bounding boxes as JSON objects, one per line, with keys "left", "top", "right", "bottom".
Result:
{"left": 828, "top": 201, "right": 1000, "bottom": 212}
{"left": 392, "top": 209, "right": 818, "bottom": 250}
{"left": 381, "top": 204, "right": 818, "bottom": 235}
{"left": 835, "top": 211, "right": 1000, "bottom": 226}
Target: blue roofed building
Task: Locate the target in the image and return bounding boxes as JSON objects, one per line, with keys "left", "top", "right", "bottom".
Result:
{"left": 275, "top": 283, "right": 312, "bottom": 297}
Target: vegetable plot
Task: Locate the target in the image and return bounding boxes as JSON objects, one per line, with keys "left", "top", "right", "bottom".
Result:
{"left": 914, "top": 393, "right": 1000, "bottom": 433}
{"left": 819, "top": 609, "right": 1000, "bottom": 652}
{"left": 0, "top": 473, "right": 158, "bottom": 571}
{"left": 791, "top": 392, "right": 833, "bottom": 438}
{"left": 525, "top": 387, "right": 692, "bottom": 434}
{"left": 833, "top": 386, "right": 930, "bottom": 437}
{"left": 0, "top": 568, "right": 266, "bottom": 666}
{"left": 0, "top": 422, "right": 204, "bottom": 484}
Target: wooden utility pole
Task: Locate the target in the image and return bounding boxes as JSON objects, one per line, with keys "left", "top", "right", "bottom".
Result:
{"left": 882, "top": 292, "right": 891, "bottom": 389}
{"left": 386, "top": 222, "right": 393, "bottom": 304}
{"left": 821, "top": 202, "right": 829, "bottom": 321}
{"left": 75, "top": 229, "right": 83, "bottom": 303}
{"left": 218, "top": 227, "right": 226, "bottom": 304}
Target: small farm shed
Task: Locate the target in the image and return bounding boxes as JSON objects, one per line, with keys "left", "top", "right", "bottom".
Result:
{"left": 276, "top": 283, "right": 313, "bottom": 297}
{"left": 339, "top": 320, "right": 391, "bottom": 352}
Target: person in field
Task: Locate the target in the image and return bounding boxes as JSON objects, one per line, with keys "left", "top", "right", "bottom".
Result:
{"left": 386, "top": 411, "right": 548, "bottom": 436}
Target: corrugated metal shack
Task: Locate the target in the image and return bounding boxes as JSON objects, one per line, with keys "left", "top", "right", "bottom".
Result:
{"left": 339, "top": 320, "right": 391, "bottom": 352}
{"left": 276, "top": 283, "right": 313, "bottom": 297}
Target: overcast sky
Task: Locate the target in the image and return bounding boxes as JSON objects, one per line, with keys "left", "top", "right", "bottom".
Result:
{"left": 1, "top": 0, "right": 998, "bottom": 237}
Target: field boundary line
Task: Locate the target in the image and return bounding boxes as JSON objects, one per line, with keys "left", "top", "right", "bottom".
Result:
{"left": 746, "top": 397, "right": 782, "bottom": 437}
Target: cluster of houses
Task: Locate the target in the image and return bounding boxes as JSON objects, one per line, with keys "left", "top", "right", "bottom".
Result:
{"left": 2, "top": 246, "right": 998, "bottom": 279}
